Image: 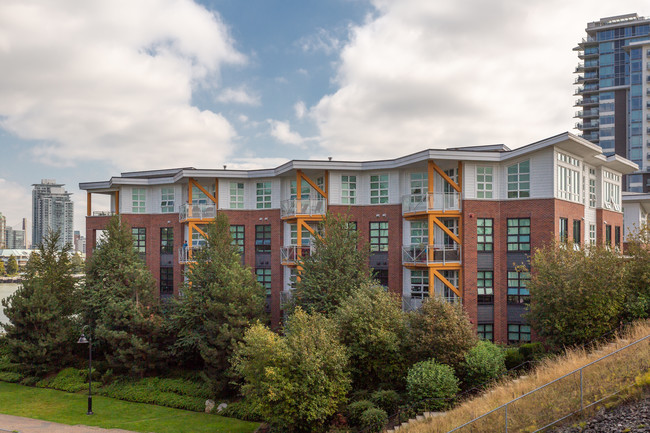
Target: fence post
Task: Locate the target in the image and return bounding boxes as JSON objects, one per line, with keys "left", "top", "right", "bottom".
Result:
{"left": 580, "top": 369, "right": 584, "bottom": 411}
{"left": 505, "top": 403, "right": 508, "bottom": 433}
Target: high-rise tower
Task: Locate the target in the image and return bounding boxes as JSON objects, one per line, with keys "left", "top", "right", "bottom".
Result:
{"left": 574, "top": 13, "right": 650, "bottom": 192}
{"left": 32, "top": 179, "right": 74, "bottom": 249}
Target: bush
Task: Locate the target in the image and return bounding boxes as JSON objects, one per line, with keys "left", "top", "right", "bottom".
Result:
{"left": 462, "top": 341, "right": 506, "bottom": 387}
{"left": 370, "top": 389, "right": 401, "bottom": 415}
{"left": 359, "top": 407, "right": 388, "bottom": 433}
{"left": 406, "top": 359, "right": 459, "bottom": 411}
{"left": 20, "top": 376, "right": 40, "bottom": 386}
{"left": 98, "top": 380, "right": 205, "bottom": 411}
{"left": 519, "top": 342, "right": 546, "bottom": 361}
{"left": 137, "top": 377, "right": 212, "bottom": 399}
{"left": 0, "top": 371, "right": 24, "bottom": 383}
{"left": 504, "top": 347, "right": 525, "bottom": 370}
{"left": 36, "top": 368, "right": 101, "bottom": 393}
{"left": 219, "top": 400, "right": 265, "bottom": 422}
{"left": 347, "top": 400, "right": 376, "bottom": 426}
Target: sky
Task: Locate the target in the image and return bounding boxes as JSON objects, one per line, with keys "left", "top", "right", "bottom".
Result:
{"left": 0, "top": 0, "right": 648, "bottom": 242}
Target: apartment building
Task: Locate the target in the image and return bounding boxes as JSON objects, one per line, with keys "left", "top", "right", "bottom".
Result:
{"left": 32, "top": 179, "right": 74, "bottom": 249}
{"left": 80, "top": 132, "right": 638, "bottom": 343}
{"left": 573, "top": 13, "right": 650, "bottom": 192}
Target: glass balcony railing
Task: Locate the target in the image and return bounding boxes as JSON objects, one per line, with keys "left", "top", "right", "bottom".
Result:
{"left": 280, "top": 198, "right": 326, "bottom": 218}
{"left": 281, "top": 244, "right": 315, "bottom": 264}
{"left": 91, "top": 211, "right": 115, "bottom": 217}
{"left": 179, "top": 203, "right": 217, "bottom": 221}
{"left": 178, "top": 246, "right": 205, "bottom": 264}
{"left": 402, "top": 244, "right": 461, "bottom": 265}
{"left": 402, "top": 192, "right": 460, "bottom": 214}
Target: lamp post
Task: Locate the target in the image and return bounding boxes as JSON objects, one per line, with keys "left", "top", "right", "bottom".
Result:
{"left": 77, "top": 326, "right": 93, "bottom": 415}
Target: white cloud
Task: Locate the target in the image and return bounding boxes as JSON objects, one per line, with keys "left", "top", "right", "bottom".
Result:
{"left": 0, "top": 0, "right": 246, "bottom": 171}
{"left": 268, "top": 120, "right": 308, "bottom": 147}
{"left": 294, "top": 101, "right": 307, "bottom": 119}
{"left": 298, "top": 28, "right": 343, "bottom": 55}
{"left": 311, "top": 0, "right": 650, "bottom": 159}
{"left": 217, "top": 87, "right": 261, "bottom": 106}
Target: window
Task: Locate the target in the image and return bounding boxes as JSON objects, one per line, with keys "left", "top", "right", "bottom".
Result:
{"left": 341, "top": 175, "right": 357, "bottom": 204}
{"left": 477, "top": 218, "right": 493, "bottom": 251}
{"left": 256, "top": 268, "right": 272, "bottom": 296}
{"left": 160, "top": 227, "right": 173, "bottom": 254}
{"left": 290, "top": 223, "right": 313, "bottom": 246}
{"left": 557, "top": 165, "right": 580, "bottom": 202}
{"left": 255, "top": 225, "right": 271, "bottom": 253}
{"left": 410, "top": 270, "right": 429, "bottom": 299}
{"left": 230, "top": 225, "right": 245, "bottom": 254}
{"left": 410, "top": 173, "right": 428, "bottom": 195}
{"left": 589, "top": 224, "right": 596, "bottom": 246}
{"left": 346, "top": 221, "right": 358, "bottom": 233}
{"left": 441, "top": 218, "right": 458, "bottom": 248}
{"left": 288, "top": 268, "right": 299, "bottom": 291}
{"left": 559, "top": 218, "right": 568, "bottom": 242}
{"left": 477, "top": 271, "right": 493, "bottom": 304}
{"left": 370, "top": 174, "right": 389, "bottom": 204}
{"left": 192, "top": 225, "right": 206, "bottom": 247}
{"left": 132, "top": 188, "right": 146, "bottom": 213}
{"left": 230, "top": 182, "right": 244, "bottom": 209}
{"left": 508, "top": 324, "right": 531, "bottom": 344}
{"left": 603, "top": 173, "right": 621, "bottom": 210}
{"left": 370, "top": 222, "right": 389, "bottom": 252}
{"left": 132, "top": 227, "right": 146, "bottom": 254}
{"left": 290, "top": 180, "right": 310, "bottom": 200}
{"left": 191, "top": 185, "right": 215, "bottom": 205}
{"left": 256, "top": 182, "right": 272, "bottom": 209}
{"left": 573, "top": 220, "right": 581, "bottom": 245}
{"left": 161, "top": 187, "right": 175, "bottom": 213}
{"left": 477, "top": 324, "right": 494, "bottom": 342}
{"left": 374, "top": 269, "right": 389, "bottom": 288}
{"left": 507, "top": 271, "right": 530, "bottom": 304}
{"left": 410, "top": 221, "right": 428, "bottom": 245}
{"left": 507, "top": 218, "right": 530, "bottom": 251}
{"left": 476, "top": 167, "right": 493, "bottom": 199}
{"left": 160, "top": 267, "right": 173, "bottom": 296}
{"left": 605, "top": 224, "right": 612, "bottom": 246}
{"left": 507, "top": 160, "right": 530, "bottom": 198}
{"left": 615, "top": 226, "right": 621, "bottom": 248}
{"left": 589, "top": 178, "right": 596, "bottom": 208}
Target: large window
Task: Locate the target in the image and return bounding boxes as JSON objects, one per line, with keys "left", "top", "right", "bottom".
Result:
{"left": 477, "top": 271, "right": 494, "bottom": 304}
{"left": 507, "top": 218, "right": 531, "bottom": 251}
{"left": 410, "top": 221, "right": 428, "bottom": 245}
{"left": 230, "top": 225, "right": 245, "bottom": 254}
{"left": 374, "top": 269, "right": 389, "bottom": 288}
{"left": 476, "top": 167, "right": 493, "bottom": 199}
{"left": 557, "top": 165, "right": 580, "bottom": 202}
{"left": 290, "top": 180, "right": 311, "bottom": 200}
{"left": 255, "top": 268, "right": 272, "bottom": 296}
{"left": 230, "top": 182, "right": 245, "bottom": 209}
{"left": 507, "top": 160, "right": 530, "bottom": 198}
{"left": 341, "top": 175, "right": 357, "bottom": 204}
{"left": 573, "top": 220, "right": 581, "bottom": 245}
{"left": 410, "top": 270, "right": 429, "bottom": 299}
{"left": 290, "top": 223, "right": 313, "bottom": 245}
{"left": 160, "top": 227, "right": 173, "bottom": 254}
{"left": 589, "top": 178, "right": 596, "bottom": 208}
{"left": 559, "top": 218, "right": 568, "bottom": 242}
{"left": 477, "top": 324, "right": 494, "bottom": 342}
{"left": 605, "top": 224, "right": 612, "bottom": 246}
{"left": 410, "top": 173, "right": 428, "bottom": 195}
{"left": 132, "top": 227, "right": 146, "bottom": 254}
{"left": 161, "top": 187, "right": 175, "bottom": 213}
{"left": 477, "top": 218, "right": 493, "bottom": 251}
{"left": 603, "top": 172, "right": 621, "bottom": 210}
{"left": 160, "top": 267, "right": 173, "bottom": 296}
{"left": 191, "top": 185, "right": 215, "bottom": 205}
{"left": 370, "top": 222, "right": 389, "bottom": 252}
{"left": 132, "top": 188, "right": 146, "bottom": 213}
{"left": 508, "top": 324, "right": 531, "bottom": 344}
{"left": 589, "top": 224, "right": 596, "bottom": 246}
{"left": 507, "top": 271, "right": 530, "bottom": 304}
{"left": 370, "top": 174, "right": 389, "bottom": 204}
{"left": 256, "top": 182, "right": 272, "bottom": 209}
{"left": 255, "top": 225, "right": 271, "bottom": 253}
{"left": 615, "top": 226, "right": 621, "bottom": 248}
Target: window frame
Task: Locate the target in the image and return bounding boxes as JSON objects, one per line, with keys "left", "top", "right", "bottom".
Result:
{"left": 477, "top": 324, "right": 494, "bottom": 342}
{"left": 230, "top": 182, "right": 245, "bottom": 209}
{"left": 161, "top": 187, "right": 175, "bottom": 213}
{"left": 160, "top": 227, "right": 173, "bottom": 254}
{"left": 477, "top": 271, "right": 494, "bottom": 304}
{"left": 255, "top": 225, "right": 272, "bottom": 253}
{"left": 369, "top": 174, "right": 389, "bottom": 204}
{"left": 476, "top": 166, "right": 494, "bottom": 199}
{"left": 256, "top": 182, "right": 272, "bottom": 209}
{"left": 230, "top": 225, "right": 245, "bottom": 254}
{"left": 341, "top": 175, "right": 357, "bottom": 204}
{"left": 507, "top": 270, "right": 531, "bottom": 304}
{"left": 507, "top": 160, "right": 530, "bottom": 199}
{"left": 508, "top": 324, "right": 531, "bottom": 344}
{"left": 409, "top": 269, "right": 429, "bottom": 299}
{"left": 477, "top": 218, "right": 493, "bottom": 252}
{"left": 132, "top": 188, "right": 146, "bottom": 213}
{"left": 369, "top": 221, "right": 389, "bottom": 252}
{"left": 507, "top": 218, "right": 531, "bottom": 252}
{"left": 160, "top": 267, "right": 174, "bottom": 296}
{"left": 255, "top": 268, "right": 272, "bottom": 296}
{"left": 132, "top": 227, "right": 146, "bottom": 254}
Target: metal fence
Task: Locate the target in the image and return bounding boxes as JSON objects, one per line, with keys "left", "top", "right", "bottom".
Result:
{"left": 447, "top": 333, "right": 650, "bottom": 433}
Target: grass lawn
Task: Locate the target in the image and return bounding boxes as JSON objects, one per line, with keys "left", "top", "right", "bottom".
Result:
{"left": 0, "top": 382, "right": 259, "bottom": 433}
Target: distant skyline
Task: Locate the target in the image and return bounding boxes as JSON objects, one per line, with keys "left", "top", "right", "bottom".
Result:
{"left": 0, "top": 0, "right": 648, "bottom": 234}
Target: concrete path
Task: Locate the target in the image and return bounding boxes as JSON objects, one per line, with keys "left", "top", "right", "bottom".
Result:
{"left": 0, "top": 414, "right": 140, "bottom": 433}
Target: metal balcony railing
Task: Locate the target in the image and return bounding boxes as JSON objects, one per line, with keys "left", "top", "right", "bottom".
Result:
{"left": 91, "top": 211, "right": 115, "bottom": 217}
{"left": 178, "top": 246, "right": 205, "bottom": 264}
{"left": 280, "top": 290, "right": 293, "bottom": 308}
{"left": 281, "top": 244, "right": 315, "bottom": 264}
{"left": 280, "top": 198, "right": 326, "bottom": 218}
{"left": 179, "top": 203, "right": 217, "bottom": 222}
{"left": 402, "top": 244, "right": 461, "bottom": 265}
{"left": 402, "top": 192, "right": 461, "bottom": 214}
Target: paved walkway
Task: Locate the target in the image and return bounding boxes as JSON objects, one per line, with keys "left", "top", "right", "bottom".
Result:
{"left": 0, "top": 414, "right": 140, "bottom": 433}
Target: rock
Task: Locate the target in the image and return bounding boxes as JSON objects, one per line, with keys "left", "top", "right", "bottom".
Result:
{"left": 205, "top": 399, "right": 216, "bottom": 413}
{"left": 217, "top": 402, "right": 228, "bottom": 413}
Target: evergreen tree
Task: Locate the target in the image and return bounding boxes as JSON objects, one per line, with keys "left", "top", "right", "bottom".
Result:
{"left": 0, "top": 259, "right": 5, "bottom": 276}
{"left": 1, "top": 230, "right": 78, "bottom": 374}
{"left": 5, "top": 255, "right": 18, "bottom": 276}
{"left": 292, "top": 212, "right": 374, "bottom": 315}
{"left": 171, "top": 213, "right": 266, "bottom": 392}
{"left": 83, "top": 215, "right": 164, "bottom": 376}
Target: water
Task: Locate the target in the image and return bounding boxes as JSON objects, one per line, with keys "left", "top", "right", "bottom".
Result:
{"left": 0, "top": 282, "right": 20, "bottom": 326}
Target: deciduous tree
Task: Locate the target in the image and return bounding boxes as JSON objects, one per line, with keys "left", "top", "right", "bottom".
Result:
{"left": 5, "top": 255, "right": 18, "bottom": 276}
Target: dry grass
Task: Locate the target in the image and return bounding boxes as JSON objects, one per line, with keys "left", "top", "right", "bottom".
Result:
{"left": 401, "top": 320, "right": 650, "bottom": 433}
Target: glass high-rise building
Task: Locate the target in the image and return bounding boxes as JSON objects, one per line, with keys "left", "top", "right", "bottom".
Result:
{"left": 574, "top": 13, "right": 650, "bottom": 192}
{"left": 32, "top": 179, "right": 74, "bottom": 249}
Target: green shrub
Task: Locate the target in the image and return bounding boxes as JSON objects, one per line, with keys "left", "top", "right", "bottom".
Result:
{"left": 347, "top": 400, "right": 376, "bottom": 426}
{"left": 504, "top": 347, "right": 525, "bottom": 370}
{"left": 97, "top": 379, "right": 206, "bottom": 412}
{"left": 518, "top": 342, "right": 546, "bottom": 361}
{"left": 20, "top": 376, "right": 40, "bottom": 386}
{"left": 463, "top": 341, "right": 506, "bottom": 387}
{"left": 0, "top": 371, "right": 24, "bottom": 383}
{"left": 36, "top": 368, "right": 101, "bottom": 393}
{"left": 359, "top": 407, "right": 388, "bottom": 433}
{"left": 137, "top": 377, "right": 213, "bottom": 399}
{"left": 406, "top": 359, "right": 459, "bottom": 411}
{"left": 370, "top": 389, "right": 401, "bottom": 415}
{"left": 219, "top": 400, "right": 265, "bottom": 422}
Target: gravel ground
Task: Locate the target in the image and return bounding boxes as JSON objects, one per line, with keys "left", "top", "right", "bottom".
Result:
{"left": 553, "top": 396, "right": 650, "bottom": 433}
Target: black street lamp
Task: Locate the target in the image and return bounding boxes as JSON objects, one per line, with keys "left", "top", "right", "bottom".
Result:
{"left": 77, "top": 326, "right": 93, "bottom": 415}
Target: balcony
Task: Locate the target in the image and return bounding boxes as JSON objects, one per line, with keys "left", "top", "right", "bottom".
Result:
{"left": 402, "top": 192, "right": 460, "bottom": 215}
{"left": 280, "top": 198, "right": 326, "bottom": 219}
{"left": 91, "top": 211, "right": 116, "bottom": 217}
{"left": 402, "top": 244, "right": 461, "bottom": 265}
{"left": 402, "top": 295, "right": 461, "bottom": 312}
{"left": 281, "top": 244, "right": 314, "bottom": 265}
{"left": 280, "top": 290, "right": 293, "bottom": 308}
{"left": 179, "top": 203, "right": 216, "bottom": 222}
{"left": 179, "top": 246, "right": 204, "bottom": 264}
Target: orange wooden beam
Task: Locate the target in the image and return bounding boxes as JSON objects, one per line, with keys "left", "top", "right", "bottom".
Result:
{"left": 430, "top": 161, "right": 461, "bottom": 192}
{"left": 298, "top": 170, "right": 327, "bottom": 198}
{"left": 87, "top": 192, "right": 91, "bottom": 217}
